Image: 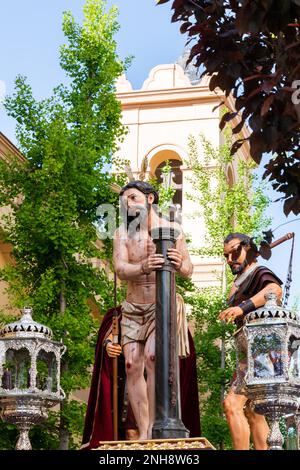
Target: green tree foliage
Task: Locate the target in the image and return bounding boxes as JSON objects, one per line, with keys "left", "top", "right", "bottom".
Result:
{"left": 0, "top": 0, "right": 127, "bottom": 449}
{"left": 187, "top": 132, "right": 272, "bottom": 255}
{"left": 186, "top": 131, "right": 271, "bottom": 449}
{"left": 157, "top": 0, "right": 300, "bottom": 216}
{"left": 149, "top": 162, "right": 195, "bottom": 298}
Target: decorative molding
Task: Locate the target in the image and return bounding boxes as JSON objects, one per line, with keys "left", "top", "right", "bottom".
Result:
{"left": 141, "top": 64, "right": 191, "bottom": 91}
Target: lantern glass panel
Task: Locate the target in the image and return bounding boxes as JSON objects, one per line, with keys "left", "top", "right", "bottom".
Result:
{"left": 251, "top": 333, "right": 283, "bottom": 379}
{"left": 288, "top": 336, "right": 300, "bottom": 378}
{"left": 4, "top": 348, "right": 31, "bottom": 389}
{"left": 236, "top": 337, "right": 247, "bottom": 363}
{"left": 36, "top": 350, "right": 57, "bottom": 392}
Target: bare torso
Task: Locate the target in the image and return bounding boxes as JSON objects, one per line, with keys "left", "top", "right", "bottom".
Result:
{"left": 125, "top": 233, "right": 156, "bottom": 304}
{"left": 113, "top": 210, "right": 193, "bottom": 305}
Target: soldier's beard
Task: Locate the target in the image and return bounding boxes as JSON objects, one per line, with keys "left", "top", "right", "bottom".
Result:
{"left": 230, "top": 259, "right": 248, "bottom": 275}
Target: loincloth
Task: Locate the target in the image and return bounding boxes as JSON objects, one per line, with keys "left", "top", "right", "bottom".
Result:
{"left": 121, "top": 300, "right": 155, "bottom": 347}
{"left": 120, "top": 294, "right": 190, "bottom": 357}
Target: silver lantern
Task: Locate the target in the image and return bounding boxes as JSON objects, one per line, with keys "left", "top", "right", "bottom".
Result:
{"left": 234, "top": 292, "right": 300, "bottom": 450}
{"left": 295, "top": 412, "right": 300, "bottom": 450}
{"left": 0, "top": 307, "right": 66, "bottom": 450}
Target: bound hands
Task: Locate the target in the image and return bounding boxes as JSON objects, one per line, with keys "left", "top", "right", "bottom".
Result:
{"left": 218, "top": 306, "right": 243, "bottom": 324}
{"left": 167, "top": 248, "right": 183, "bottom": 271}
{"left": 141, "top": 249, "right": 183, "bottom": 274}
{"left": 141, "top": 253, "right": 164, "bottom": 274}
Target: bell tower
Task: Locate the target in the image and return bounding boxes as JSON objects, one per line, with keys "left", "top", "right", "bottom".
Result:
{"left": 115, "top": 52, "right": 250, "bottom": 287}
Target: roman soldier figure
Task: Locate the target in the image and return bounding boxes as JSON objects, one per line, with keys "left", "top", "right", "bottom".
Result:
{"left": 219, "top": 232, "right": 283, "bottom": 450}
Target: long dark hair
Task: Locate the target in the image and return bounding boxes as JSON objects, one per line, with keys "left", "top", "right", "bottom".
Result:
{"left": 119, "top": 181, "right": 159, "bottom": 204}
{"left": 224, "top": 232, "right": 259, "bottom": 263}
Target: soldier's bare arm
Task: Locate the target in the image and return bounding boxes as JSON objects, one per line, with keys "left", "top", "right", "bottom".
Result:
{"left": 219, "top": 283, "right": 282, "bottom": 323}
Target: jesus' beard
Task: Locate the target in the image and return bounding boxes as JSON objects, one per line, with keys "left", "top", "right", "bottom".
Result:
{"left": 126, "top": 204, "right": 149, "bottom": 235}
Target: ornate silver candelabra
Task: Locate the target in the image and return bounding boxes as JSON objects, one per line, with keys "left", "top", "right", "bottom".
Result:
{"left": 234, "top": 292, "right": 300, "bottom": 450}
{"left": 0, "top": 307, "right": 66, "bottom": 450}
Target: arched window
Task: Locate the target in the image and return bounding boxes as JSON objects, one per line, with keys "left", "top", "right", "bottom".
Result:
{"left": 155, "top": 159, "right": 183, "bottom": 208}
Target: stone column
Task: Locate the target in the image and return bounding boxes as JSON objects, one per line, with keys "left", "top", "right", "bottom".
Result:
{"left": 151, "top": 226, "right": 189, "bottom": 439}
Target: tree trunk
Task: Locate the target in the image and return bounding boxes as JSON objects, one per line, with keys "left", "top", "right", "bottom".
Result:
{"left": 59, "top": 278, "right": 70, "bottom": 450}
{"left": 60, "top": 279, "right": 66, "bottom": 314}
{"left": 219, "top": 335, "right": 226, "bottom": 450}
{"left": 219, "top": 262, "right": 227, "bottom": 450}
{"left": 59, "top": 401, "right": 70, "bottom": 450}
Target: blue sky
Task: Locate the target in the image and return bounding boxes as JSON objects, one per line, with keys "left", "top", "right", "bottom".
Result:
{"left": 0, "top": 0, "right": 299, "bottom": 307}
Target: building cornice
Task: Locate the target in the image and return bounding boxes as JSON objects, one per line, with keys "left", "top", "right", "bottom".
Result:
{"left": 0, "top": 132, "right": 26, "bottom": 164}
{"left": 116, "top": 73, "right": 251, "bottom": 162}
{"left": 117, "top": 84, "right": 222, "bottom": 109}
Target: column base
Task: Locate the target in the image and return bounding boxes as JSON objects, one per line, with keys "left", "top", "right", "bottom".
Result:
{"left": 152, "top": 418, "right": 189, "bottom": 440}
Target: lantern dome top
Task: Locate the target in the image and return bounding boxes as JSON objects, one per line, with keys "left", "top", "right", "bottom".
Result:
{"left": 0, "top": 307, "right": 53, "bottom": 340}
{"left": 245, "top": 291, "right": 298, "bottom": 325}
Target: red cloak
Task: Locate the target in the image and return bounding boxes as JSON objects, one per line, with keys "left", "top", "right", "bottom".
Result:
{"left": 81, "top": 306, "right": 201, "bottom": 449}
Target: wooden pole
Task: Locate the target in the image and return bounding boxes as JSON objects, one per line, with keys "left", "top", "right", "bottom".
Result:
{"left": 112, "top": 272, "right": 119, "bottom": 441}
{"left": 269, "top": 232, "right": 294, "bottom": 250}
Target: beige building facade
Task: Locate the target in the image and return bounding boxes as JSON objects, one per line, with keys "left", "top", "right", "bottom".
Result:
{"left": 0, "top": 132, "right": 25, "bottom": 312}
